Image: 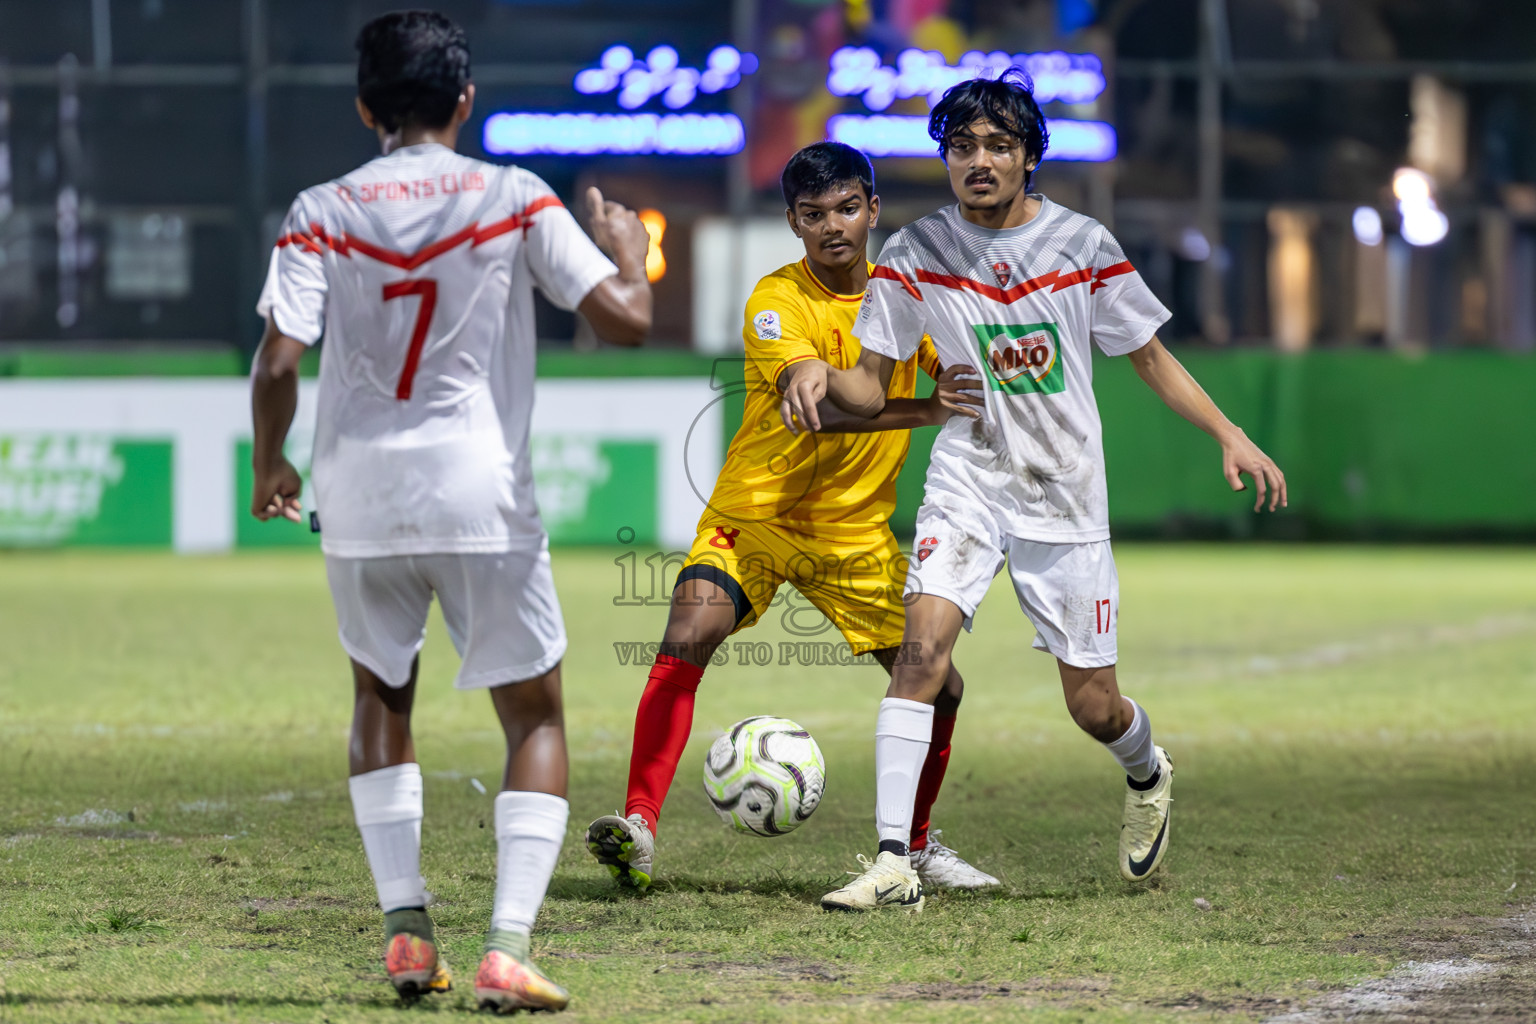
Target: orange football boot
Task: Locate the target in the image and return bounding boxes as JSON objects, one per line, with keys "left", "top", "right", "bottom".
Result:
{"left": 474, "top": 930, "right": 569, "bottom": 1014}
{"left": 382, "top": 909, "right": 451, "bottom": 1000}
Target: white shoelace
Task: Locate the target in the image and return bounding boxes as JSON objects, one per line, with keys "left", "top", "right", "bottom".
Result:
{"left": 844, "top": 853, "right": 878, "bottom": 878}
{"left": 920, "top": 829, "right": 966, "bottom": 864}
{"left": 1130, "top": 791, "right": 1173, "bottom": 814}
{"left": 1126, "top": 792, "right": 1173, "bottom": 840}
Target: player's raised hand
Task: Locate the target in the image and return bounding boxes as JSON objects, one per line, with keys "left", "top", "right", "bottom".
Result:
{"left": 931, "top": 364, "right": 984, "bottom": 421}
{"left": 780, "top": 360, "right": 830, "bottom": 435}
{"left": 585, "top": 186, "right": 649, "bottom": 269}
{"left": 1221, "top": 433, "right": 1287, "bottom": 512}
{"left": 252, "top": 457, "right": 304, "bottom": 523}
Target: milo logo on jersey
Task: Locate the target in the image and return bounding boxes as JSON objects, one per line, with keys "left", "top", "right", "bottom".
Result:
{"left": 970, "top": 322, "right": 1065, "bottom": 396}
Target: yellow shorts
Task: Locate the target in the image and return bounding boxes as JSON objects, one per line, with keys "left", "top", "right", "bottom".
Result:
{"left": 679, "top": 519, "right": 909, "bottom": 655}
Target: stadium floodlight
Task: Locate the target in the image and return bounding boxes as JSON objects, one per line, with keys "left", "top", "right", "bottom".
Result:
{"left": 1179, "top": 227, "right": 1212, "bottom": 262}
{"left": 638, "top": 208, "right": 667, "bottom": 282}
{"left": 483, "top": 112, "right": 745, "bottom": 156}
{"left": 573, "top": 42, "right": 757, "bottom": 111}
{"left": 826, "top": 114, "right": 1117, "bottom": 162}
{"left": 1391, "top": 167, "right": 1434, "bottom": 204}
{"left": 1399, "top": 204, "right": 1449, "bottom": 247}
{"left": 1352, "top": 206, "right": 1384, "bottom": 247}
{"left": 1390, "top": 167, "right": 1448, "bottom": 247}
{"left": 827, "top": 46, "right": 1106, "bottom": 112}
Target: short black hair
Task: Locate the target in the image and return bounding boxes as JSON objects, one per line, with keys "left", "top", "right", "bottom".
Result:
{"left": 781, "top": 142, "right": 875, "bottom": 209}
{"left": 928, "top": 68, "right": 1049, "bottom": 183}
{"left": 355, "top": 11, "right": 471, "bottom": 134}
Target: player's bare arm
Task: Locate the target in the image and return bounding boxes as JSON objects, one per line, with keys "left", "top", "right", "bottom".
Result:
{"left": 779, "top": 346, "right": 895, "bottom": 434}
{"left": 815, "top": 363, "right": 983, "bottom": 433}
{"left": 1127, "top": 337, "right": 1287, "bottom": 512}
{"left": 577, "top": 187, "right": 653, "bottom": 345}
{"left": 249, "top": 317, "right": 308, "bottom": 522}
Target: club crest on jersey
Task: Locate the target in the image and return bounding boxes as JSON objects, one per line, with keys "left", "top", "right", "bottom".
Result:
{"left": 916, "top": 537, "right": 939, "bottom": 562}
{"left": 992, "top": 262, "right": 1011, "bottom": 287}
{"left": 754, "top": 310, "right": 782, "bottom": 340}
{"left": 969, "top": 322, "right": 1066, "bottom": 396}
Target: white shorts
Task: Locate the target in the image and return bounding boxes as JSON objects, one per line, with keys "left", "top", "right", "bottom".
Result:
{"left": 907, "top": 502, "right": 1119, "bottom": 669}
{"left": 325, "top": 548, "right": 568, "bottom": 689}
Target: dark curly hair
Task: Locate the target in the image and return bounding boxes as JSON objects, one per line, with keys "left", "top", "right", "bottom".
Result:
{"left": 928, "top": 68, "right": 1049, "bottom": 186}
{"left": 355, "top": 11, "right": 471, "bottom": 134}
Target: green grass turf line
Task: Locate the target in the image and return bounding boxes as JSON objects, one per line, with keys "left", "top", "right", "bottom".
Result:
{"left": 0, "top": 546, "right": 1532, "bottom": 1022}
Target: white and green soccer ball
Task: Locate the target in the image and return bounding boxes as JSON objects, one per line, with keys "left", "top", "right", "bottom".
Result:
{"left": 703, "top": 716, "right": 825, "bottom": 836}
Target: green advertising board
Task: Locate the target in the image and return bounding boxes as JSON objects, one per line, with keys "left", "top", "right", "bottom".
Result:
{"left": 6, "top": 350, "right": 1536, "bottom": 547}
{"left": 532, "top": 437, "right": 658, "bottom": 545}
{"left": 0, "top": 435, "right": 173, "bottom": 546}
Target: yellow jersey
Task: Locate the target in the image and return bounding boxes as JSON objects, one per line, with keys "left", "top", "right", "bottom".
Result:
{"left": 706, "top": 258, "right": 941, "bottom": 539}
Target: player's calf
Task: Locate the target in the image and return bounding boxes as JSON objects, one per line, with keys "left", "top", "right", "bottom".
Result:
{"left": 1058, "top": 665, "right": 1172, "bottom": 879}
{"left": 1061, "top": 671, "right": 1130, "bottom": 743}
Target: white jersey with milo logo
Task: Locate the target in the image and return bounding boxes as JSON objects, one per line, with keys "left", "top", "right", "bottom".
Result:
{"left": 853, "top": 196, "right": 1170, "bottom": 543}
{"left": 256, "top": 143, "right": 617, "bottom": 557}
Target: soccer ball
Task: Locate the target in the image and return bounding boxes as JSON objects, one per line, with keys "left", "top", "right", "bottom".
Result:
{"left": 702, "top": 716, "right": 825, "bottom": 836}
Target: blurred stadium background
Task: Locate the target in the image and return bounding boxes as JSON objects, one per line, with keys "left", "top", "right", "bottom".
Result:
{"left": 0, "top": 0, "right": 1533, "bottom": 552}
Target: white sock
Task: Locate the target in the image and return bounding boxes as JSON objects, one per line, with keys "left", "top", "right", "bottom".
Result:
{"left": 348, "top": 762, "right": 426, "bottom": 913}
{"left": 1104, "top": 698, "right": 1159, "bottom": 782}
{"left": 490, "top": 791, "right": 570, "bottom": 936}
{"left": 874, "top": 697, "right": 934, "bottom": 851}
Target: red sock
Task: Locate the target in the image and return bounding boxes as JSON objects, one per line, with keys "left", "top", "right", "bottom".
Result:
{"left": 909, "top": 711, "right": 956, "bottom": 852}
{"left": 624, "top": 654, "right": 705, "bottom": 833}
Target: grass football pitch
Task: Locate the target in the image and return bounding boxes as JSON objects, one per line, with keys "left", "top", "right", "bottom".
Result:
{"left": 1, "top": 545, "right": 1534, "bottom": 1023}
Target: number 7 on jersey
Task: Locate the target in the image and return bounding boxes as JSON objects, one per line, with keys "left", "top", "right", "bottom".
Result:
{"left": 382, "top": 279, "right": 437, "bottom": 400}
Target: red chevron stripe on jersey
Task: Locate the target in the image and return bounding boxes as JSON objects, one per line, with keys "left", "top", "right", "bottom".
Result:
{"left": 911, "top": 261, "right": 1135, "bottom": 303}
{"left": 275, "top": 195, "right": 564, "bottom": 269}
{"left": 870, "top": 263, "right": 923, "bottom": 300}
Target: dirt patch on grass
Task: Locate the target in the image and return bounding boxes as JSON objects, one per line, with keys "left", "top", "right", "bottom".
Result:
{"left": 607, "top": 910, "right": 1536, "bottom": 1020}
{"left": 541, "top": 950, "right": 605, "bottom": 961}
{"left": 877, "top": 976, "right": 1110, "bottom": 1001}
{"left": 1163, "top": 992, "right": 1308, "bottom": 1016}
{"left": 656, "top": 954, "right": 843, "bottom": 983}
{"left": 240, "top": 897, "right": 348, "bottom": 912}
{"left": 1264, "top": 908, "right": 1536, "bottom": 1023}
{"left": 651, "top": 959, "right": 1114, "bottom": 1009}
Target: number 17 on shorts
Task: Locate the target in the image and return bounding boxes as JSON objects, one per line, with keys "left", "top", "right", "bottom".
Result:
{"left": 1008, "top": 539, "right": 1119, "bottom": 670}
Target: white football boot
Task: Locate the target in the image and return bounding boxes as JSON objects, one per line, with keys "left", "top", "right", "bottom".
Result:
{"left": 1119, "top": 746, "right": 1174, "bottom": 881}
{"left": 585, "top": 813, "right": 655, "bottom": 892}
{"left": 910, "top": 830, "right": 1000, "bottom": 889}
{"left": 820, "top": 851, "right": 924, "bottom": 913}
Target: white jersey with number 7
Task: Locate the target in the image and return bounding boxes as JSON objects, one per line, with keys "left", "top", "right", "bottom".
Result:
{"left": 257, "top": 143, "right": 618, "bottom": 557}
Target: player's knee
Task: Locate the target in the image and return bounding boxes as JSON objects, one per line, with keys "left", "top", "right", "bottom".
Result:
{"left": 933, "top": 667, "right": 963, "bottom": 714}
{"left": 491, "top": 666, "right": 563, "bottom": 722}
{"left": 887, "top": 656, "right": 949, "bottom": 704}
{"left": 1066, "top": 691, "right": 1119, "bottom": 741}
{"left": 661, "top": 602, "right": 734, "bottom": 666}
